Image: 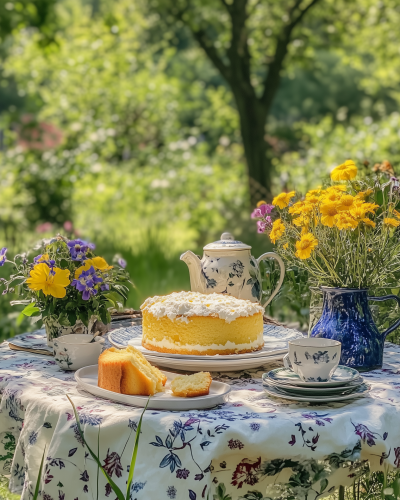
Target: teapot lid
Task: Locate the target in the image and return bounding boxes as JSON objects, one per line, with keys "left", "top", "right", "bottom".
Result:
{"left": 203, "top": 232, "right": 251, "bottom": 251}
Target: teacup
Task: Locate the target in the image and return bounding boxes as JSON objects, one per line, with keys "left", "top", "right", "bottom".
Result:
{"left": 53, "top": 334, "right": 105, "bottom": 371}
{"left": 283, "top": 338, "right": 341, "bottom": 382}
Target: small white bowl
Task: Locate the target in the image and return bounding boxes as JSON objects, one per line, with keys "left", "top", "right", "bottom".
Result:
{"left": 53, "top": 334, "right": 105, "bottom": 371}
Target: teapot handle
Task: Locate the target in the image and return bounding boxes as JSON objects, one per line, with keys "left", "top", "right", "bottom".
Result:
{"left": 257, "top": 252, "right": 285, "bottom": 308}
{"left": 368, "top": 294, "right": 400, "bottom": 338}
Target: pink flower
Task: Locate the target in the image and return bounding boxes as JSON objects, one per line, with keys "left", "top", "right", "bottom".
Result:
{"left": 36, "top": 222, "right": 53, "bottom": 233}
{"left": 257, "top": 221, "right": 266, "bottom": 234}
{"left": 251, "top": 204, "right": 274, "bottom": 219}
{"left": 63, "top": 221, "right": 73, "bottom": 232}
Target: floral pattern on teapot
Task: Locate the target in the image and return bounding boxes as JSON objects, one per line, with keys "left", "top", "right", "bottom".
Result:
{"left": 180, "top": 232, "right": 285, "bottom": 307}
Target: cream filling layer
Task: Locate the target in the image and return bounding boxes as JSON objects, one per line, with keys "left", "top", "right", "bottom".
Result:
{"left": 143, "top": 330, "right": 264, "bottom": 353}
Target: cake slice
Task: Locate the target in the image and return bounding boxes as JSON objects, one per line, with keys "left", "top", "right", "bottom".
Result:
{"left": 98, "top": 346, "right": 166, "bottom": 396}
{"left": 171, "top": 372, "right": 212, "bottom": 398}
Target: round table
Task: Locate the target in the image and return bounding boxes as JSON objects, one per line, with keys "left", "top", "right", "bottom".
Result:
{"left": 1, "top": 330, "right": 400, "bottom": 500}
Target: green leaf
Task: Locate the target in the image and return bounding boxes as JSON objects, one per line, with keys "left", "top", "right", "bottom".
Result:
{"left": 320, "top": 478, "right": 328, "bottom": 493}
{"left": 58, "top": 313, "right": 70, "bottom": 326}
{"left": 126, "top": 397, "right": 150, "bottom": 499}
{"left": 65, "top": 302, "right": 76, "bottom": 310}
{"left": 67, "top": 311, "right": 77, "bottom": 327}
{"left": 21, "top": 303, "right": 41, "bottom": 317}
{"left": 33, "top": 446, "right": 46, "bottom": 500}
{"left": 66, "top": 395, "right": 125, "bottom": 500}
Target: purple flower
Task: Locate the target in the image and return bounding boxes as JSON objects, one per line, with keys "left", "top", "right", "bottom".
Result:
{"left": 67, "top": 240, "right": 94, "bottom": 261}
{"left": 0, "top": 247, "right": 7, "bottom": 266}
{"left": 102, "top": 450, "right": 123, "bottom": 478}
{"left": 251, "top": 204, "right": 274, "bottom": 219}
{"left": 176, "top": 468, "right": 190, "bottom": 479}
{"left": 352, "top": 423, "right": 378, "bottom": 447}
{"left": 71, "top": 266, "right": 102, "bottom": 300}
{"left": 101, "top": 284, "right": 110, "bottom": 291}
{"left": 117, "top": 257, "right": 127, "bottom": 269}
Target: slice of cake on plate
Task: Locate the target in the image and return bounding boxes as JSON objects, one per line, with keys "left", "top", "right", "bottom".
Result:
{"left": 141, "top": 291, "right": 264, "bottom": 355}
{"left": 98, "top": 345, "right": 167, "bottom": 396}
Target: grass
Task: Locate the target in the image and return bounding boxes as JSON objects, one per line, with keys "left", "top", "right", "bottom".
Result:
{"left": 0, "top": 476, "right": 19, "bottom": 500}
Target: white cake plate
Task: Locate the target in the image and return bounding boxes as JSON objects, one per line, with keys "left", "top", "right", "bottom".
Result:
{"left": 74, "top": 365, "right": 231, "bottom": 410}
{"left": 145, "top": 353, "right": 284, "bottom": 372}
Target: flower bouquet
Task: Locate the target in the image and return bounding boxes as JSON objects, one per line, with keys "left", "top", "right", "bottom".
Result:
{"left": 0, "top": 236, "right": 131, "bottom": 344}
{"left": 253, "top": 160, "right": 400, "bottom": 370}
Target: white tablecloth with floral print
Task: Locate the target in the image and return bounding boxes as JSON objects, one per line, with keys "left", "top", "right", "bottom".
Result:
{"left": 1, "top": 330, "right": 400, "bottom": 500}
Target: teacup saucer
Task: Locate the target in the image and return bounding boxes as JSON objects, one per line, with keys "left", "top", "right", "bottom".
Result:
{"left": 263, "top": 382, "right": 370, "bottom": 403}
{"left": 262, "top": 374, "right": 364, "bottom": 395}
{"left": 266, "top": 366, "right": 360, "bottom": 387}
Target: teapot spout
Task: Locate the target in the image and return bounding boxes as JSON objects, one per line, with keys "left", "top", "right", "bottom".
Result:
{"left": 180, "top": 250, "right": 203, "bottom": 292}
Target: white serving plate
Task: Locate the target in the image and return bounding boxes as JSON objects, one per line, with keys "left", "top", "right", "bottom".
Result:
{"left": 74, "top": 365, "right": 231, "bottom": 410}
{"left": 266, "top": 366, "right": 360, "bottom": 387}
{"left": 263, "top": 382, "right": 370, "bottom": 403}
{"left": 146, "top": 353, "right": 284, "bottom": 372}
{"left": 262, "top": 374, "right": 364, "bottom": 395}
{"left": 127, "top": 337, "right": 287, "bottom": 360}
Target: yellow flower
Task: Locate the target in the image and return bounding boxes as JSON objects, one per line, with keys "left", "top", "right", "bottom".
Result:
{"left": 283, "top": 243, "right": 289, "bottom": 250}
{"left": 289, "top": 200, "right": 311, "bottom": 215}
{"left": 321, "top": 190, "right": 342, "bottom": 203}
{"left": 35, "top": 253, "right": 51, "bottom": 263}
{"left": 304, "top": 194, "right": 320, "bottom": 205}
{"left": 350, "top": 205, "right": 369, "bottom": 220}
{"left": 269, "top": 219, "right": 285, "bottom": 243}
{"left": 356, "top": 188, "right": 374, "bottom": 199}
{"left": 334, "top": 213, "right": 358, "bottom": 230}
{"left": 337, "top": 194, "right": 356, "bottom": 211}
{"left": 384, "top": 217, "right": 400, "bottom": 228}
{"left": 330, "top": 159, "right": 358, "bottom": 181}
{"left": 295, "top": 233, "right": 318, "bottom": 260}
{"left": 362, "top": 202, "right": 379, "bottom": 214}
{"left": 394, "top": 209, "right": 400, "bottom": 219}
{"left": 362, "top": 218, "right": 376, "bottom": 228}
{"left": 320, "top": 202, "right": 339, "bottom": 227}
{"left": 26, "top": 263, "right": 70, "bottom": 298}
{"left": 293, "top": 213, "right": 311, "bottom": 227}
{"left": 256, "top": 200, "right": 267, "bottom": 207}
{"left": 306, "top": 188, "right": 322, "bottom": 197}
{"left": 272, "top": 191, "right": 295, "bottom": 209}
{"left": 75, "top": 257, "right": 113, "bottom": 278}
{"left": 326, "top": 185, "right": 347, "bottom": 192}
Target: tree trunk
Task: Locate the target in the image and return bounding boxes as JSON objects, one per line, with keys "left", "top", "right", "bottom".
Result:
{"left": 234, "top": 92, "right": 271, "bottom": 206}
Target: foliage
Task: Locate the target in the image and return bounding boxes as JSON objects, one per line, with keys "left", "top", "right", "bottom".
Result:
{"left": 0, "top": 236, "right": 130, "bottom": 331}
{"left": 255, "top": 163, "right": 400, "bottom": 289}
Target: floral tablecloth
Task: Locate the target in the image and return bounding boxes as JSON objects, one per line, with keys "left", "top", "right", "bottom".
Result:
{"left": 1, "top": 331, "right": 400, "bottom": 500}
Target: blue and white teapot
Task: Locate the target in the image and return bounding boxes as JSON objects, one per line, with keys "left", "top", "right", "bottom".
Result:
{"left": 180, "top": 232, "right": 285, "bottom": 306}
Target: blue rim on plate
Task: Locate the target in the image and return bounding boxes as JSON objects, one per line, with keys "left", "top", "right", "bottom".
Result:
{"left": 263, "top": 382, "right": 370, "bottom": 403}
{"left": 266, "top": 366, "right": 360, "bottom": 387}
{"left": 108, "top": 324, "right": 304, "bottom": 352}
{"left": 262, "top": 374, "right": 364, "bottom": 395}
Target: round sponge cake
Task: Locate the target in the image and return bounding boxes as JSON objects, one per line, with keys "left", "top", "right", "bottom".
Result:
{"left": 141, "top": 291, "right": 264, "bottom": 355}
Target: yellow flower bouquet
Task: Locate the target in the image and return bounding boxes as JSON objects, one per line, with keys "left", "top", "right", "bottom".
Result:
{"left": 254, "top": 160, "right": 400, "bottom": 289}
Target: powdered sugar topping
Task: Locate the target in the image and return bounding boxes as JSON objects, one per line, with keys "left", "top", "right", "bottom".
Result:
{"left": 141, "top": 291, "right": 264, "bottom": 323}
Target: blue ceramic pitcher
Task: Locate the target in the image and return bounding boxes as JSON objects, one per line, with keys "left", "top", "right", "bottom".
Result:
{"left": 310, "top": 287, "right": 400, "bottom": 371}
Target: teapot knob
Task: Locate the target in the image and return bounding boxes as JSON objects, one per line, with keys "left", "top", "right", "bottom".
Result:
{"left": 221, "top": 232, "right": 235, "bottom": 240}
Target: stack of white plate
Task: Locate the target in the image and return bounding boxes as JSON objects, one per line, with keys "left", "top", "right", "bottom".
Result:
{"left": 108, "top": 324, "right": 304, "bottom": 372}
{"left": 262, "top": 366, "right": 371, "bottom": 403}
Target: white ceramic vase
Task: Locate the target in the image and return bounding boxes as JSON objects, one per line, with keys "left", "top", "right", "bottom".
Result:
{"left": 44, "top": 315, "right": 108, "bottom": 347}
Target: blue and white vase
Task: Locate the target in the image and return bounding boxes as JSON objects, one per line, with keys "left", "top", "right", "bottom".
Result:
{"left": 310, "top": 287, "right": 400, "bottom": 371}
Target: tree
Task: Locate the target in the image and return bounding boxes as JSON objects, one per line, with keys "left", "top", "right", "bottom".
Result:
{"left": 150, "top": 0, "right": 325, "bottom": 203}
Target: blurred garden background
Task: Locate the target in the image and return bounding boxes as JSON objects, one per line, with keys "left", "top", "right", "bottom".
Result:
{"left": 2, "top": 0, "right": 400, "bottom": 341}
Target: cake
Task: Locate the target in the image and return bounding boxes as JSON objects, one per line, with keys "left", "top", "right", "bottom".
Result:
{"left": 141, "top": 291, "right": 264, "bottom": 355}
{"left": 171, "top": 372, "right": 212, "bottom": 397}
{"left": 98, "top": 345, "right": 167, "bottom": 396}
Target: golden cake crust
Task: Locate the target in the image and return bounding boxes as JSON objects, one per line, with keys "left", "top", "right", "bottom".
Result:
{"left": 142, "top": 308, "right": 264, "bottom": 355}
{"left": 98, "top": 346, "right": 166, "bottom": 396}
